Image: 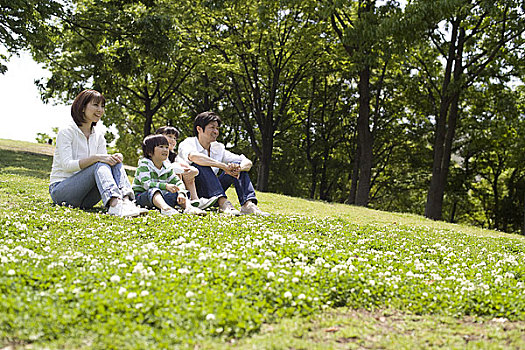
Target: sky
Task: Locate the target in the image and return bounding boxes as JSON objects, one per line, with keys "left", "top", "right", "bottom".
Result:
{"left": 0, "top": 52, "right": 73, "bottom": 142}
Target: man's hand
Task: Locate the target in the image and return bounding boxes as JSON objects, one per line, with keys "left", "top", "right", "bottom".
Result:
{"left": 166, "top": 184, "right": 179, "bottom": 193}
{"left": 225, "top": 162, "right": 241, "bottom": 179}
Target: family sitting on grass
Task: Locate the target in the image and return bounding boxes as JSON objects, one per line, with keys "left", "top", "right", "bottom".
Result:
{"left": 49, "top": 89, "right": 269, "bottom": 217}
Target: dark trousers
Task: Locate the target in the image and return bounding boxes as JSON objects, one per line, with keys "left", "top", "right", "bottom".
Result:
{"left": 192, "top": 163, "right": 257, "bottom": 206}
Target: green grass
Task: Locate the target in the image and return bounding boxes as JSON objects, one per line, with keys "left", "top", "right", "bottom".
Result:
{"left": 1, "top": 140, "right": 524, "bottom": 349}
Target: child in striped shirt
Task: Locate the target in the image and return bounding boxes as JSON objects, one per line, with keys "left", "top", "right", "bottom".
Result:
{"left": 132, "top": 134, "right": 206, "bottom": 216}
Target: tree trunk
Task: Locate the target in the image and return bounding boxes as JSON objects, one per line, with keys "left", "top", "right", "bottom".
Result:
{"left": 256, "top": 136, "right": 273, "bottom": 191}
{"left": 355, "top": 65, "right": 372, "bottom": 206}
{"left": 425, "top": 19, "right": 461, "bottom": 220}
{"left": 347, "top": 143, "right": 359, "bottom": 204}
{"left": 143, "top": 99, "right": 153, "bottom": 137}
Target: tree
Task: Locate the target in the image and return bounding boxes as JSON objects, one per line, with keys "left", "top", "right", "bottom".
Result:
{"left": 327, "top": 0, "right": 406, "bottom": 206}
{"left": 408, "top": 0, "right": 525, "bottom": 220}
{"left": 33, "top": 0, "right": 200, "bottom": 164}
{"left": 202, "top": 0, "right": 327, "bottom": 191}
{"left": 0, "top": 0, "right": 63, "bottom": 73}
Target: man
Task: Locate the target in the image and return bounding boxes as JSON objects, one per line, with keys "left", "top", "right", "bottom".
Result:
{"left": 177, "top": 111, "right": 269, "bottom": 216}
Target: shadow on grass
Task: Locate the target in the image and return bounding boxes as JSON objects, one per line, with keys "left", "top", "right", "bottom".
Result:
{"left": 0, "top": 149, "right": 53, "bottom": 180}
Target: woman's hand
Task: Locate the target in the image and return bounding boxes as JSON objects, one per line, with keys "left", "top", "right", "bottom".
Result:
{"left": 99, "top": 154, "right": 122, "bottom": 166}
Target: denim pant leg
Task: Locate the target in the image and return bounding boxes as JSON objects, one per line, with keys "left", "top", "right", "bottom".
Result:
{"left": 218, "top": 171, "right": 257, "bottom": 206}
{"left": 135, "top": 189, "right": 179, "bottom": 209}
{"left": 99, "top": 162, "right": 135, "bottom": 203}
{"left": 192, "top": 164, "right": 227, "bottom": 199}
{"left": 49, "top": 164, "right": 101, "bottom": 208}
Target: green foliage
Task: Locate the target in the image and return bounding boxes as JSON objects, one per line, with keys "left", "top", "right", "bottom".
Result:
{"left": 1, "top": 148, "right": 525, "bottom": 348}
{"left": 0, "top": 0, "right": 63, "bottom": 73}
{"left": 35, "top": 127, "right": 58, "bottom": 145}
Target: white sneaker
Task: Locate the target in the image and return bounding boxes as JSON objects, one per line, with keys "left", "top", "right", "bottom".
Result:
{"left": 184, "top": 206, "right": 207, "bottom": 216}
{"left": 219, "top": 201, "right": 240, "bottom": 216}
{"left": 124, "top": 200, "right": 149, "bottom": 215}
{"left": 240, "top": 201, "right": 270, "bottom": 217}
{"left": 161, "top": 208, "right": 180, "bottom": 216}
{"left": 108, "top": 200, "right": 141, "bottom": 217}
{"left": 191, "top": 196, "right": 219, "bottom": 210}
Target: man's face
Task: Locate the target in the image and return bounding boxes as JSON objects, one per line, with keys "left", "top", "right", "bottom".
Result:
{"left": 199, "top": 121, "right": 219, "bottom": 143}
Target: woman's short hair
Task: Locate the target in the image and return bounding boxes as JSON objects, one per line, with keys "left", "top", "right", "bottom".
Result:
{"left": 71, "top": 89, "right": 106, "bottom": 126}
{"left": 193, "top": 111, "right": 221, "bottom": 136}
{"left": 142, "top": 134, "right": 169, "bottom": 159}
{"left": 155, "top": 126, "right": 180, "bottom": 138}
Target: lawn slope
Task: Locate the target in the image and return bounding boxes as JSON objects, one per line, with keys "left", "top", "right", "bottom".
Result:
{"left": 1, "top": 140, "right": 524, "bottom": 349}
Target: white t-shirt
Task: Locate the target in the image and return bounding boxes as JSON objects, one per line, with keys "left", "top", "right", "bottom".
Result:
{"left": 49, "top": 122, "right": 107, "bottom": 184}
{"left": 177, "top": 137, "right": 246, "bottom": 175}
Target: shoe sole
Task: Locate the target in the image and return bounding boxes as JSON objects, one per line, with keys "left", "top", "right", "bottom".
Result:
{"left": 199, "top": 197, "right": 219, "bottom": 210}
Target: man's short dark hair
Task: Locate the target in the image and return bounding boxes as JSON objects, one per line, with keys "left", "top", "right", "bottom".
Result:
{"left": 155, "top": 126, "right": 180, "bottom": 138}
{"left": 142, "top": 134, "right": 169, "bottom": 159}
{"left": 194, "top": 111, "right": 222, "bottom": 136}
{"left": 71, "top": 89, "right": 106, "bottom": 127}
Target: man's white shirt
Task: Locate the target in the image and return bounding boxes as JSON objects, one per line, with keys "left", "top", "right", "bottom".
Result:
{"left": 177, "top": 136, "right": 247, "bottom": 175}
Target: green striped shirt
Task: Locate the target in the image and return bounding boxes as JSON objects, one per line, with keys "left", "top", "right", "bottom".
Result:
{"left": 132, "top": 158, "right": 185, "bottom": 194}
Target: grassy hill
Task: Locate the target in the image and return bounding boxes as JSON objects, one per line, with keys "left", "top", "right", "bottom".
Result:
{"left": 1, "top": 138, "right": 524, "bottom": 349}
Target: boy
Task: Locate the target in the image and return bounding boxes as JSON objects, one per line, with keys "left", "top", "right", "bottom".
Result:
{"left": 132, "top": 134, "right": 206, "bottom": 216}
{"left": 155, "top": 126, "right": 217, "bottom": 210}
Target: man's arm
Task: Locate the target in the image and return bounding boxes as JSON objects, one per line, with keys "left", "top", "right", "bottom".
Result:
{"left": 188, "top": 152, "right": 228, "bottom": 172}
{"left": 239, "top": 157, "right": 252, "bottom": 172}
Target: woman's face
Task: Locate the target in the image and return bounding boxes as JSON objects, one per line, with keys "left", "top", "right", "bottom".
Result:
{"left": 83, "top": 99, "right": 105, "bottom": 125}
{"left": 163, "top": 133, "right": 177, "bottom": 151}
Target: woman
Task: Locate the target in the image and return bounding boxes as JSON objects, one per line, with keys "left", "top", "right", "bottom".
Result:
{"left": 49, "top": 89, "right": 146, "bottom": 217}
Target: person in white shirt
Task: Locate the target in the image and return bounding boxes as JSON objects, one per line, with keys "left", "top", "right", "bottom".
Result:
{"left": 177, "top": 111, "right": 269, "bottom": 216}
{"left": 49, "top": 89, "right": 146, "bottom": 217}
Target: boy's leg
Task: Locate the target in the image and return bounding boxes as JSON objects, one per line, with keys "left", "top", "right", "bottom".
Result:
{"left": 218, "top": 171, "right": 257, "bottom": 206}
{"left": 181, "top": 166, "right": 199, "bottom": 200}
{"left": 49, "top": 164, "right": 101, "bottom": 208}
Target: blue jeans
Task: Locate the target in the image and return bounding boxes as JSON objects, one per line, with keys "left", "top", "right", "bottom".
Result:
{"left": 49, "top": 162, "right": 134, "bottom": 209}
{"left": 135, "top": 188, "right": 186, "bottom": 209}
{"left": 192, "top": 163, "right": 257, "bottom": 206}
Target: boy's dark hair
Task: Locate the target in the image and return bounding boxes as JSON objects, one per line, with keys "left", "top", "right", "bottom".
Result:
{"left": 142, "top": 134, "right": 169, "bottom": 159}
{"left": 194, "top": 111, "right": 221, "bottom": 136}
{"left": 155, "top": 126, "right": 180, "bottom": 138}
{"left": 71, "top": 89, "right": 106, "bottom": 127}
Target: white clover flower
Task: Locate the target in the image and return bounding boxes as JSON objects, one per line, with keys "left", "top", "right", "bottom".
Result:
{"left": 56, "top": 288, "right": 64, "bottom": 294}
{"left": 127, "top": 292, "right": 137, "bottom": 299}
{"left": 140, "top": 290, "right": 149, "bottom": 297}
{"left": 292, "top": 277, "right": 299, "bottom": 283}
{"left": 215, "top": 327, "right": 223, "bottom": 333}
{"left": 110, "top": 275, "right": 121, "bottom": 283}
{"left": 135, "top": 303, "right": 144, "bottom": 309}
{"left": 186, "top": 291, "right": 195, "bottom": 298}
{"left": 206, "top": 313, "right": 216, "bottom": 321}
{"left": 297, "top": 293, "right": 306, "bottom": 300}
{"left": 196, "top": 273, "right": 205, "bottom": 279}
{"left": 229, "top": 271, "right": 237, "bottom": 278}
{"left": 363, "top": 289, "right": 371, "bottom": 295}
{"left": 118, "top": 287, "right": 127, "bottom": 295}
{"left": 178, "top": 267, "right": 190, "bottom": 275}
{"left": 7, "top": 269, "right": 15, "bottom": 276}
{"left": 284, "top": 291, "right": 293, "bottom": 299}
{"left": 226, "top": 292, "right": 234, "bottom": 297}
{"left": 267, "top": 271, "right": 275, "bottom": 279}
